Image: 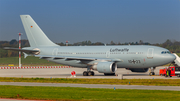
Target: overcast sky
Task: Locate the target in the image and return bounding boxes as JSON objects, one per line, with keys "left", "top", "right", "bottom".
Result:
{"left": 0, "top": 0, "right": 180, "bottom": 44}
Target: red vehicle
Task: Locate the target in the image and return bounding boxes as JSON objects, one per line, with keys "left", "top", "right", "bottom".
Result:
{"left": 159, "top": 68, "right": 167, "bottom": 76}
{"left": 159, "top": 66, "right": 180, "bottom": 77}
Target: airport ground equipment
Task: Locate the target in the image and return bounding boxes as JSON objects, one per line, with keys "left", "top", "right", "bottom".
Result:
{"left": 158, "top": 53, "right": 180, "bottom": 76}
{"left": 172, "top": 53, "right": 180, "bottom": 66}
{"left": 159, "top": 68, "right": 167, "bottom": 76}
{"left": 159, "top": 66, "right": 180, "bottom": 77}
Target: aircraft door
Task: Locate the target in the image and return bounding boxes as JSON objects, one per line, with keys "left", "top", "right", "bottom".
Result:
{"left": 52, "top": 48, "right": 58, "bottom": 56}
{"left": 147, "top": 48, "right": 154, "bottom": 59}
{"left": 106, "top": 51, "right": 110, "bottom": 58}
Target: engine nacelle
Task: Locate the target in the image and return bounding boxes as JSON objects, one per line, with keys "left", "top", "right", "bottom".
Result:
{"left": 92, "top": 62, "right": 117, "bottom": 73}
{"left": 126, "top": 68, "right": 149, "bottom": 72}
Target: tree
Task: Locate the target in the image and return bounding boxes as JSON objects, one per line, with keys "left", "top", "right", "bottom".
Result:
{"left": 139, "top": 40, "right": 143, "bottom": 45}
{"left": 110, "top": 41, "right": 116, "bottom": 45}
{"left": 9, "top": 39, "right": 17, "bottom": 45}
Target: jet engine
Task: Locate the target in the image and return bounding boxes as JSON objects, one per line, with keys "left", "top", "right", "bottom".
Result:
{"left": 92, "top": 62, "right": 117, "bottom": 73}
{"left": 126, "top": 68, "right": 149, "bottom": 72}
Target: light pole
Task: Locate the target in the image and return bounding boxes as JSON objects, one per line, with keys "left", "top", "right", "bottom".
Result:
{"left": 18, "top": 33, "right": 22, "bottom": 67}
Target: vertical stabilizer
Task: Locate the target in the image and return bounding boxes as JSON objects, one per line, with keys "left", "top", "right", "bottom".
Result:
{"left": 20, "top": 15, "right": 58, "bottom": 47}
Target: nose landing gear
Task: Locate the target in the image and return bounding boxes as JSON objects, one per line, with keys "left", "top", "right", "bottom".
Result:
{"left": 149, "top": 67, "right": 155, "bottom": 76}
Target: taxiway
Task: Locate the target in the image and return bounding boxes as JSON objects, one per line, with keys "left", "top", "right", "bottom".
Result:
{"left": 0, "top": 66, "right": 179, "bottom": 79}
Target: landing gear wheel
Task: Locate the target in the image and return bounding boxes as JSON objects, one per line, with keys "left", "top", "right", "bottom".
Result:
{"left": 149, "top": 72, "right": 152, "bottom": 76}
{"left": 83, "top": 71, "right": 88, "bottom": 76}
{"left": 91, "top": 71, "right": 94, "bottom": 76}
{"left": 88, "top": 72, "right": 92, "bottom": 76}
{"left": 149, "top": 72, "right": 155, "bottom": 76}
{"left": 89, "top": 71, "right": 95, "bottom": 76}
{"left": 83, "top": 71, "right": 95, "bottom": 76}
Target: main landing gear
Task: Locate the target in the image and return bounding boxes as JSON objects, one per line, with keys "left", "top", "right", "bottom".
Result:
{"left": 83, "top": 71, "right": 94, "bottom": 76}
{"left": 83, "top": 66, "right": 95, "bottom": 76}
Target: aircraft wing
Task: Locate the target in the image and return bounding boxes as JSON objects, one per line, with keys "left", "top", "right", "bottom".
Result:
{"left": 3, "top": 47, "right": 39, "bottom": 53}
{"left": 35, "top": 55, "right": 122, "bottom": 62}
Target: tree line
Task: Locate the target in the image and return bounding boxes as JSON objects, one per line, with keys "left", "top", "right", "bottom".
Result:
{"left": 0, "top": 39, "right": 180, "bottom": 58}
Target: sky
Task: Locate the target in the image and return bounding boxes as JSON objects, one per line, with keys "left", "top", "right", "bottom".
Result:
{"left": 0, "top": 0, "right": 180, "bottom": 44}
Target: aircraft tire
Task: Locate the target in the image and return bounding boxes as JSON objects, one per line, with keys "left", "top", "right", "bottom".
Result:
{"left": 88, "top": 72, "right": 92, "bottom": 76}
{"left": 149, "top": 72, "right": 155, "bottom": 76}
{"left": 91, "top": 71, "right": 94, "bottom": 76}
{"left": 87, "top": 71, "right": 95, "bottom": 76}
{"left": 149, "top": 72, "right": 152, "bottom": 76}
{"left": 83, "top": 71, "right": 88, "bottom": 76}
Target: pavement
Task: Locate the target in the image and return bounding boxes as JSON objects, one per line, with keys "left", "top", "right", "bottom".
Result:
{"left": 0, "top": 66, "right": 179, "bottom": 79}
{"left": 0, "top": 82, "right": 180, "bottom": 91}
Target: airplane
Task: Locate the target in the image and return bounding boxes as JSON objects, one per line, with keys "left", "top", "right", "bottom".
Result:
{"left": 4, "top": 15, "right": 176, "bottom": 76}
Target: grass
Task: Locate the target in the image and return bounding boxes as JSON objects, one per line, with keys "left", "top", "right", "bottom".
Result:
{"left": 0, "top": 85, "right": 180, "bottom": 101}
{"left": 0, "top": 56, "right": 62, "bottom": 66}
{"left": 0, "top": 77, "right": 180, "bottom": 86}
{"left": 176, "top": 53, "right": 180, "bottom": 56}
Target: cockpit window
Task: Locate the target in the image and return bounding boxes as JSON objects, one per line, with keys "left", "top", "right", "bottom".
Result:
{"left": 161, "top": 51, "right": 171, "bottom": 54}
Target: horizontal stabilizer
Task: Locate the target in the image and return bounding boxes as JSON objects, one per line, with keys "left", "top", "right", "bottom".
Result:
{"left": 4, "top": 47, "right": 39, "bottom": 53}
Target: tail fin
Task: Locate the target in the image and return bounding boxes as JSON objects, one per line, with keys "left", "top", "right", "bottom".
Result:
{"left": 20, "top": 15, "right": 58, "bottom": 47}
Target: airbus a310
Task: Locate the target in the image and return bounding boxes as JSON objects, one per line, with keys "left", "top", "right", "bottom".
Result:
{"left": 4, "top": 15, "right": 176, "bottom": 76}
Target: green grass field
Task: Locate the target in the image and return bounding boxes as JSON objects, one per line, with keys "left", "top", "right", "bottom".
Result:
{"left": 176, "top": 53, "right": 180, "bottom": 56}
{"left": 0, "top": 77, "right": 180, "bottom": 86}
{"left": 0, "top": 85, "right": 180, "bottom": 101}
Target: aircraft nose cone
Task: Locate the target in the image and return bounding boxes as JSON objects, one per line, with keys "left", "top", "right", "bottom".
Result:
{"left": 158, "top": 54, "right": 176, "bottom": 64}
{"left": 170, "top": 54, "right": 176, "bottom": 61}
{"left": 166, "top": 54, "right": 176, "bottom": 62}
